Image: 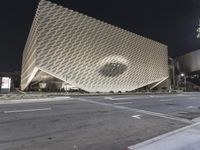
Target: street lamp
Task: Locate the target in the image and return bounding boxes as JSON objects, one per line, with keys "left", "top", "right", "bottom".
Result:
{"left": 197, "top": 20, "right": 200, "bottom": 38}
{"left": 180, "top": 73, "right": 186, "bottom": 91}
{"left": 181, "top": 73, "right": 184, "bottom": 77}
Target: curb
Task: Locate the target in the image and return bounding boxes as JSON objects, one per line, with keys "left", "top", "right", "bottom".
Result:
{"left": 127, "top": 122, "right": 200, "bottom": 150}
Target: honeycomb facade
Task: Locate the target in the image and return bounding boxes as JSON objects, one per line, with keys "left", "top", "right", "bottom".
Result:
{"left": 21, "top": 0, "right": 169, "bottom": 92}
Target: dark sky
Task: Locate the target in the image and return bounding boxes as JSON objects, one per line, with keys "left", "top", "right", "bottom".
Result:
{"left": 0, "top": 0, "right": 200, "bottom": 72}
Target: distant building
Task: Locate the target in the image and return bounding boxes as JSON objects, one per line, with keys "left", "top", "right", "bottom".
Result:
{"left": 176, "top": 50, "right": 200, "bottom": 91}
{"left": 21, "top": 0, "right": 169, "bottom": 92}
{"left": 177, "top": 49, "right": 200, "bottom": 74}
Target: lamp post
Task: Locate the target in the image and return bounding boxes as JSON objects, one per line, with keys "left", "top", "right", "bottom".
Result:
{"left": 168, "top": 57, "right": 176, "bottom": 90}
{"left": 197, "top": 20, "right": 200, "bottom": 38}
{"left": 181, "top": 73, "right": 186, "bottom": 91}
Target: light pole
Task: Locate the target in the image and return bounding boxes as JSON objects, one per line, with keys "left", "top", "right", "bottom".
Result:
{"left": 181, "top": 73, "right": 186, "bottom": 91}
{"left": 197, "top": 20, "right": 200, "bottom": 38}
{"left": 168, "top": 57, "right": 176, "bottom": 90}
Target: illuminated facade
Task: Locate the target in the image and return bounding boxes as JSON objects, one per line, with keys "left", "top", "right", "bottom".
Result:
{"left": 177, "top": 49, "right": 200, "bottom": 74}
{"left": 21, "top": 0, "right": 169, "bottom": 92}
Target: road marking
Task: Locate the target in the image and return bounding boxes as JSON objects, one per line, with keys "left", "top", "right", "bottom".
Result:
{"left": 3, "top": 108, "right": 52, "bottom": 114}
{"left": 105, "top": 96, "right": 148, "bottom": 101}
{"left": 189, "top": 97, "right": 199, "bottom": 100}
{"left": 150, "top": 95, "right": 171, "bottom": 98}
{"left": 104, "top": 97, "right": 113, "bottom": 100}
{"left": 187, "top": 106, "right": 196, "bottom": 109}
{"left": 111, "top": 97, "right": 138, "bottom": 100}
{"left": 75, "top": 98, "right": 193, "bottom": 124}
{"left": 160, "top": 99, "right": 173, "bottom": 102}
{"left": 114, "top": 102, "right": 133, "bottom": 105}
{"left": 54, "top": 96, "right": 71, "bottom": 99}
{"left": 132, "top": 115, "right": 141, "bottom": 119}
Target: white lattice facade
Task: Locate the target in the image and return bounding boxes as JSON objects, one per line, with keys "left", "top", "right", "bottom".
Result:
{"left": 21, "top": 0, "right": 169, "bottom": 92}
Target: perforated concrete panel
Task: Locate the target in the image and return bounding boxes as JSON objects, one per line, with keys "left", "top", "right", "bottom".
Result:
{"left": 21, "top": 0, "right": 169, "bottom": 92}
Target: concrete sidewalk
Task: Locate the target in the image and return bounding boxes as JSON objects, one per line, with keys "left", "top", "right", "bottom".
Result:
{"left": 128, "top": 122, "right": 200, "bottom": 150}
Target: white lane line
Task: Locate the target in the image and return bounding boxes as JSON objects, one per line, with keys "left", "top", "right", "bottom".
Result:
{"left": 150, "top": 95, "right": 172, "bottom": 98}
{"left": 114, "top": 102, "right": 133, "bottom": 105}
{"left": 111, "top": 97, "right": 138, "bottom": 100}
{"left": 105, "top": 97, "right": 148, "bottom": 101}
{"left": 54, "top": 96, "right": 71, "bottom": 99}
{"left": 189, "top": 97, "right": 199, "bottom": 100}
{"left": 132, "top": 115, "right": 142, "bottom": 119}
{"left": 160, "top": 99, "right": 173, "bottom": 102}
{"left": 187, "top": 106, "right": 196, "bottom": 109}
{"left": 3, "top": 108, "right": 52, "bottom": 114}
{"left": 104, "top": 97, "right": 113, "bottom": 100}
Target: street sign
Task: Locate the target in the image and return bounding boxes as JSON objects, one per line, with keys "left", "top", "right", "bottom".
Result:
{"left": 1, "top": 77, "right": 11, "bottom": 93}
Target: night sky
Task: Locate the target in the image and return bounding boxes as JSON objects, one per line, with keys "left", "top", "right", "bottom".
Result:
{"left": 0, "top": 0, "right": 200, "bottom": 72}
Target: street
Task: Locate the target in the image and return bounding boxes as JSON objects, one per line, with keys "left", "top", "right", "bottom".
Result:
{"left": 0, "top": 93, "right": 200, "bottom": 150}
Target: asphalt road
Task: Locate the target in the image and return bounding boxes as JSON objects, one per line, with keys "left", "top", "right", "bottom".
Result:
{"left": 0, "top": 93, "right": 200, "bottom": 150}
